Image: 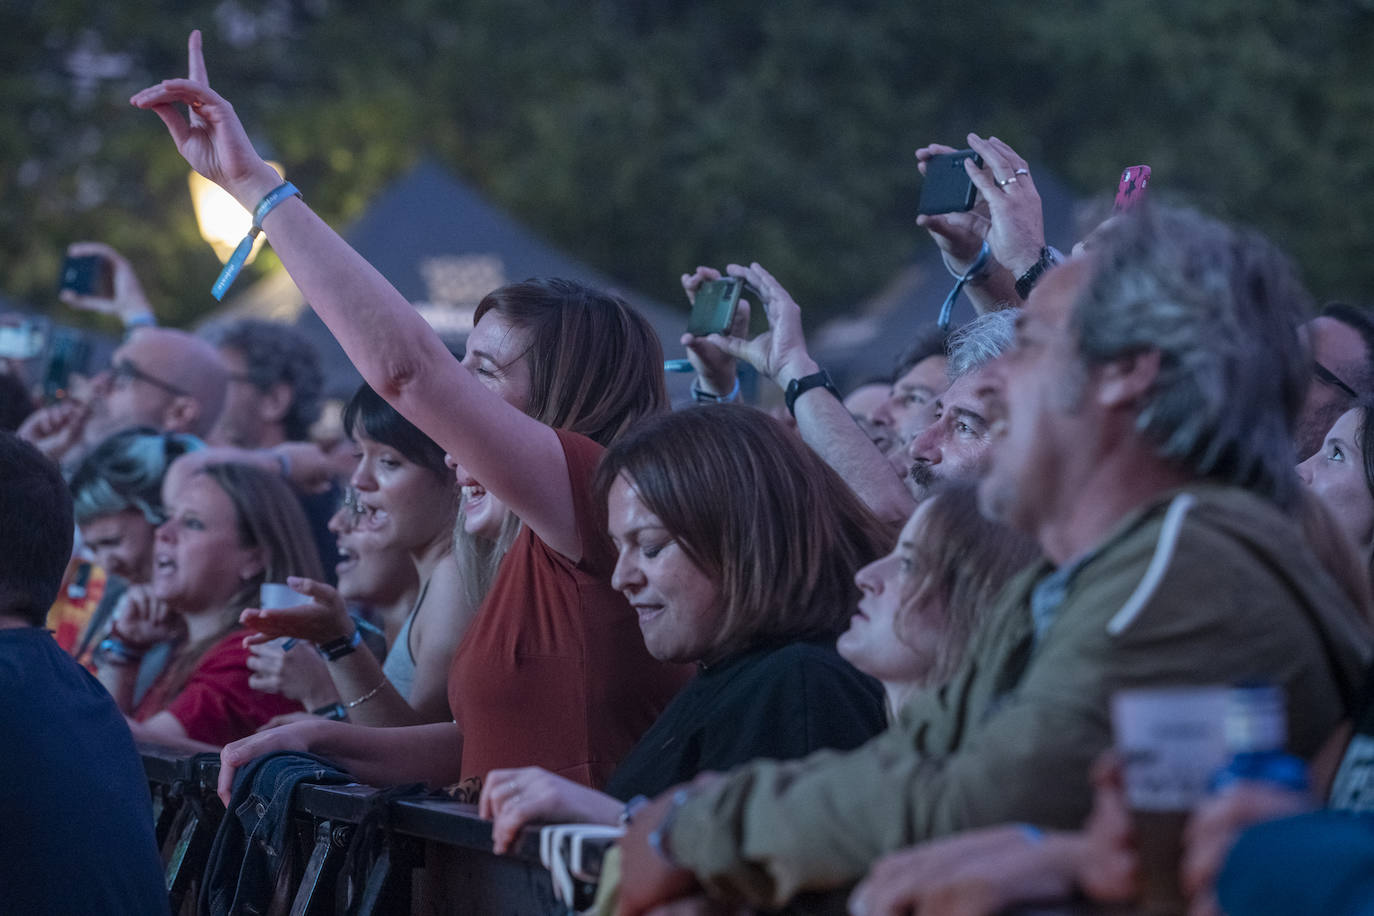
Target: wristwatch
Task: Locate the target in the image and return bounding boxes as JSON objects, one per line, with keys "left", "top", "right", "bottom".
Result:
{"left": 316, "top": 628, "right": 362, "bottom": 661}
{"left": 784, "top": 369, "right": 840, "bottom": 417}
{"left": 1015, "top": 247, "right": 1062, "bottom": 301}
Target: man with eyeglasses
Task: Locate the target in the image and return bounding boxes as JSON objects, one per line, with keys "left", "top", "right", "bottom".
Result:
{"left": 19, "top": 327, "right": 228, "bottom": 468}
{"left": 1296, "top": 303, "right": 1374, "bottom": 461}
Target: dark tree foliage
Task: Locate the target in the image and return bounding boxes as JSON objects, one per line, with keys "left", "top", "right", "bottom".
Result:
{"left": 5, "top": 0, "right": 1374, "bottom": 330}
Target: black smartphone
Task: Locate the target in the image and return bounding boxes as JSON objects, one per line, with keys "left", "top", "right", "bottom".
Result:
{"left": 687, "top": 278, "right": 769, "bottom": 339}
{"left": 58, "top": 254, "right": 114, "bottom": 299}
{"left": 917, "top": 149, "right": 985, "bottom": 216}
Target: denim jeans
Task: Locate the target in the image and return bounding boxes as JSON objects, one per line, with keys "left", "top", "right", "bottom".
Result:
{"left": 201, "top": 750, "right": 352, "bottom": 916}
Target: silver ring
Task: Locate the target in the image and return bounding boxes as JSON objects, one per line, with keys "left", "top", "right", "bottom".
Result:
{"left": 1014, "top": 167, "right": 1030, "bottom": 176}
{"left": 1003, "top": 176, "right": 1020, "bottom": 186}
{"left": 996, "top": 177, "right": 1011, "bottom": 188}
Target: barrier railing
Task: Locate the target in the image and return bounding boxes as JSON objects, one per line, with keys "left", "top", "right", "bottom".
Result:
{"left": 140, "top": 743, "right": 562, "bottom": 915}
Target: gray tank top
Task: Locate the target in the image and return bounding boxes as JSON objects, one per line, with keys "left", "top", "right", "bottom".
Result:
{"left": 381, "top": 607, "right": 418, "bottom": 702}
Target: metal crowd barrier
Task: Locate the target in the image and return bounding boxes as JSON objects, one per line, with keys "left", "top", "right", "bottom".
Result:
{"left": 140, "top": 744, "right": 562, "bottom": 915}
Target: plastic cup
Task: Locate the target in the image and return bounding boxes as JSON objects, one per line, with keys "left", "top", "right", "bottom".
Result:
{"left": 1112, "top": 686, "right": 1231, "bottom": 915}
{"left": 258, "top": 582, "right": 311, "bottom": 610}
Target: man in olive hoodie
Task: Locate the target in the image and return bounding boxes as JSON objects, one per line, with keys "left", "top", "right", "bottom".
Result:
{"left": 613, "top": 205, "right": 1372, "bottom": 915}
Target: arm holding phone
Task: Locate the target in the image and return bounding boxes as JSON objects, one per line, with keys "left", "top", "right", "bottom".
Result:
{"left": 915, "top": 134, "right": 1049, "bottom": 313}
{"left": 690, "top": 262, "right": 914, "bottom": 527}
{"left": 59, "top": 242, "right": 157, "bottom": 330}
{"left": 680, "top": 267, "right": 745, "bottom": 399}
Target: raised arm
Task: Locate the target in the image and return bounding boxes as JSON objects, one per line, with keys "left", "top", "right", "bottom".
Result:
{"left": 696, "top": 262, "right": 914, "bottom": 526}
{"left": 131, "top": 31, "right": 580, "bottom": 559}
{"left": 914, "top": 134, "right": 1050, "bottom": 315}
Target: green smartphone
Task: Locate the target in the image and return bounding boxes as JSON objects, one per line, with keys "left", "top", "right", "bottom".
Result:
{"left": 687, "top": 278, "right": 768, "bottom": 338}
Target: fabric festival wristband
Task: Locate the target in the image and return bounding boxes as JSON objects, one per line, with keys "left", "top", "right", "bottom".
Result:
{"left": 211, "top": 181, "right": 301, "bottom": 301}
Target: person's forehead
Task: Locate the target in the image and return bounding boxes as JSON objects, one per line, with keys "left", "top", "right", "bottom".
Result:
{"left": 467, "top": 312, "right": 527, "bottom": 357}
{"left": 896, "top": 354, "right": 948, "bottom": 391}
{"left": 942, "top": 367, "right": 996, "bottom": 412}
{"left": 83, "top": 511, "right": 136, "bottom": 536}
{"left": 117, "top": 331, "right": 184, "bottom": 373}
{"left": 844, "top": 384, "right": 889, "bottom": 415}
{"left": 1328, "top": 407, "right": 1365, "bottom": 447}
{"left": 606, "top": 473, "right": 662, "bottom": 528}
{"left": 165, "top": 470, "right": 224, "bottom": 511}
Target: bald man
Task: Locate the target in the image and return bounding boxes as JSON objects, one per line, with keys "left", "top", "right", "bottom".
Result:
{"left": 84, "top": 328, "right": 227, "bottom": 444}
{"left": 20, "top": 327, "right": 228, "bottom": 468}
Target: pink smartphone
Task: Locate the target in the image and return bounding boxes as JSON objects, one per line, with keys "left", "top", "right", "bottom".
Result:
{"left": 1114, "top": 165, "right": 1151, "bottom": 212}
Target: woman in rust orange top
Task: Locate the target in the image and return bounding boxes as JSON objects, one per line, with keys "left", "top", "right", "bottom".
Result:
{"left": 151, "top": 35, "right": 693, "bottom": 796}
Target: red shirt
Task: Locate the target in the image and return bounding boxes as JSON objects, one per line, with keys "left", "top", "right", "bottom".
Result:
{"left": 134, "top": 630, "right": 301, "bottom": 746}
{"left": 448, "top": 430, "right": 691, "bottom": 789}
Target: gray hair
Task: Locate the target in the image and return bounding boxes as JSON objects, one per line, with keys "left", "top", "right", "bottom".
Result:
{"left": 69, "top": 427, "right": 201, "bottom": 524}
{"left": 947, "top": 309, "right": 1018, "bottom": 380}
{"left": 1073, "top": 204, "right": 1310, "bottom": 508}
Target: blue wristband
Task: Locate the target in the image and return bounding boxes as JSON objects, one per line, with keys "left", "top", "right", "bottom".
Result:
{"left": 211, "top": 181, "right": 301, "bottom": 301}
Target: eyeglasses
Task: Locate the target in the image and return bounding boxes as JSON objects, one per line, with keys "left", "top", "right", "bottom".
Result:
{"left": 111, "top": 359, "right": 188, "bottom": 397}
{"left": 1313, "top": 361, "right": 1358, "bottom": 400}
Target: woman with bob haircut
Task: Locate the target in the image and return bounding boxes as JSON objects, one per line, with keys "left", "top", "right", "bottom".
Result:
{"left": 163, "top": 33, "right": 691, "bottom": 798}
{"left": 96, "top": 462, "right": 322, "bottom": 747}
{"left": 239, "top": 382, "right": 475, "bottom": 727}
{"left": 479, "top": 404, "right": 890, "bottom": 852}
{"left": 840, "top": 483, "right": 1040, "bottom": 719}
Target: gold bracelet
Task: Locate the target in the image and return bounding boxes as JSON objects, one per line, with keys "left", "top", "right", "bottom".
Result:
{"left": 344, "top": 677, "right": 389, "bottom": 709}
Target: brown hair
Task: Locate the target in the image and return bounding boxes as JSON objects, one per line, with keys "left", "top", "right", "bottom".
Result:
{"left": 897, "top": 482, "right": 1040, "bottom": 686}
{"left": 595, "top": 404, "right": 893, "bottom": 662}
{"left": 474, "top": 279, "right": 668, "bottom": 446}
{"left": 162, "top": 462, "right": 324, "bottom": 699}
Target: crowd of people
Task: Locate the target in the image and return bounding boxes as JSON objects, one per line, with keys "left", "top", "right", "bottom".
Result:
{"left": 3, "top": 26, "right": 1374, "bottom": 916}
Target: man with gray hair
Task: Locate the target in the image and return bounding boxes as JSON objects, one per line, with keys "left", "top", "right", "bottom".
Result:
{"left": 904, "top": 309, "right": 1017, "bottom": 500}
{"left": 616, "top": 205, "right": 1370, "bottom": 916}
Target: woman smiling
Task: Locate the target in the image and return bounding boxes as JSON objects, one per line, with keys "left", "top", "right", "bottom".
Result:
{"left": 479, "top": 405, "right": 891, "bottom": 852}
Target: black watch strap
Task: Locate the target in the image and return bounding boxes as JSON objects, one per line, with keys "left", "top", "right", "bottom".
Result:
{"left": 316, "top": 628, "right": 362, "bottom": 661}
{"left": 1015, "top": 247, "right": 1061, "bottom": 301}
{"left": 784, "top": 369, "right": 840, "bottom": 417}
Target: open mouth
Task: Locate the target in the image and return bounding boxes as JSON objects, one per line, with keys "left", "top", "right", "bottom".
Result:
{"left": 462, "top": 485, "right": 488, "bottom": 512}
{"left": 356, "top": 500, "right": 390, "bottom": 530}
{"left": 335, "top": 544, "right": 357, "bottom": 577}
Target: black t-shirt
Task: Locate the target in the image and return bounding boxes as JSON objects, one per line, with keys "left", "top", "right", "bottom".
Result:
{"left": 0, "top": 627, "right": 169, "bottom": 916}
{"left": 602, "top": 638, "right": 886, "bottom": 802}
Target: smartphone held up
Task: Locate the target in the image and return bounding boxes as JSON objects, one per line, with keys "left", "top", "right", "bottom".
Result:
{"left": 687, "top": 277, "right": 767, "bottom": 339}
{"left": 917, "top": 149, "right": 985, "bottom": 216}
{"left": 58, "top": 254, "right": 115, "bottom": 299}
{"left": 1114, "top": 165, "right": 1151, "bottom": 212}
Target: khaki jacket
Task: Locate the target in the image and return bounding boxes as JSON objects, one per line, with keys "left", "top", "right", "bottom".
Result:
{"left": 667, "top": 485, "right": 1372, "bottom": 908}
